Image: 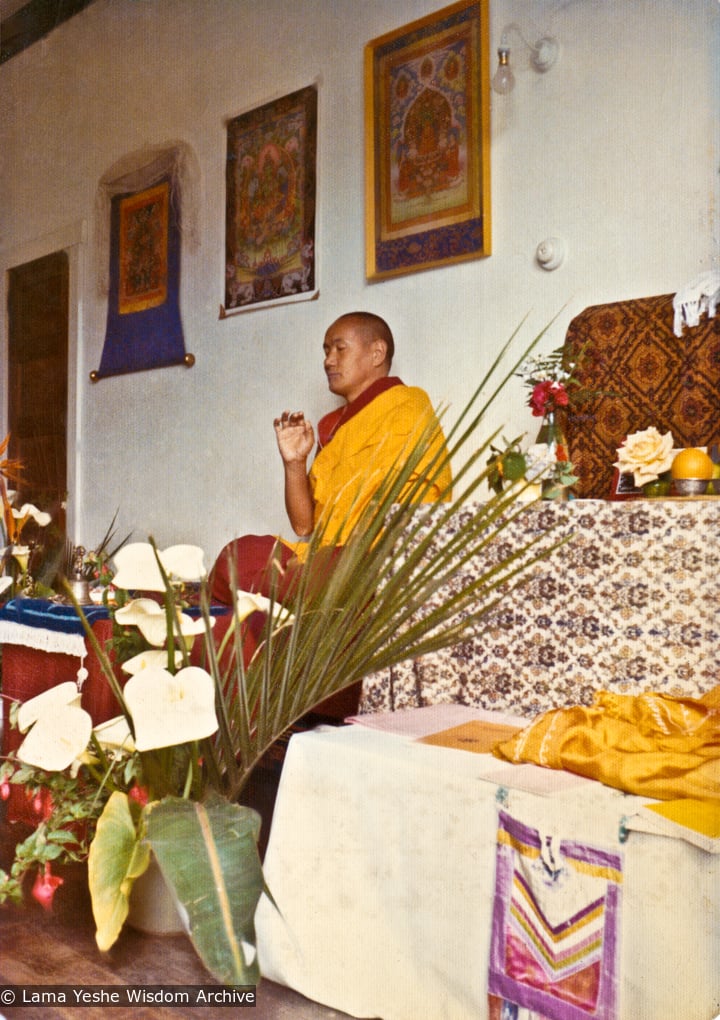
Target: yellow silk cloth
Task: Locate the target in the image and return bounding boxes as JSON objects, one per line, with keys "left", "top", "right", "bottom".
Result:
{"left": 494, "top": 686, "right": 720, "bottom": 801}
{"left": 291, "top": 385, "right": 451, "bottom": 563}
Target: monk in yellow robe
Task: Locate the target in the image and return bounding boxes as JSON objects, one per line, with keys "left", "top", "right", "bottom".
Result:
{"left": 209, "top": 311, "right": 451, "bottom": 604}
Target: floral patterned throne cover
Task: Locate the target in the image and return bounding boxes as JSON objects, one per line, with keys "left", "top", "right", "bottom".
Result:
{"left": 563, "top": 293, "right": 720, "bottom": 498}
{"left": 359, "top": 500, "right": 720, "bottom": 718}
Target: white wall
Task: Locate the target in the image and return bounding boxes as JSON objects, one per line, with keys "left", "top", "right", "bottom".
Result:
{"left": 1, "top": 0, "right": 718, "bottom": 565}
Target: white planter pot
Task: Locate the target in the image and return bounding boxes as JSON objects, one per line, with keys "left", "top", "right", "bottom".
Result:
{"left": 127, "top": 856, "right": 187, "bottom": 936}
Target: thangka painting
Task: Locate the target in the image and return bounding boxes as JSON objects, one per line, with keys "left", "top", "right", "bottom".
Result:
{"left": 364, "top": 0, "right": 491, "bottom": 280}
{"left": 94, "top": 177, "right": 189, "bottom": 379}
{"left": 222, "top": 84, "right": 318, "bottom": 315}
{"left": 118, "top": 182, "right": 168, "bottom": 313}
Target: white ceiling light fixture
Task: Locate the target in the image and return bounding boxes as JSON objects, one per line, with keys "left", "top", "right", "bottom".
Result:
{"left": 491, "top": 22, "right": 559, "bottom": 95}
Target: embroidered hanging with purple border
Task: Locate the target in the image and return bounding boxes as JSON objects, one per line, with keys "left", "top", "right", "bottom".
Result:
{"left": 488, "top": 809, "right": 623, "bottom": 1020}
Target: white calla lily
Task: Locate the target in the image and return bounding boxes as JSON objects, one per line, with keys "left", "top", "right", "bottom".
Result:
{"left": 115, "top": 598, "right": 215, "bottom": 648}
{"left": 11, "top": 545, "right": 30, "bottom": 572}
{"left": 122, "top": 648, "right": 183, "bottom": 675}
{"left": 17, "top": 703, "right": 92, "bottom": 771}
{"left": 17, "top": 681, "right": 81, "bottom": 734}
{"left": 12, "top": 503, "right": 52, "bottom": 528}
{"left": 236, "top": 589, "right": 295, "bottom": 628}
{"left": 112, "top": 542, "right": 206, "bottom": 592}
{"left": 115, "top": 598, "right": 168, "bottom": 646}
{"left": 178, "top": 613, "right": 214, "bottom": 637}
{"left": 160, "top": 545, "right": 207, "bottom": 582}
{"left": 112, "top": 545, "right": 161, "bottom": 590}
{"left": 92, "top": 715, "right": 136, "bottom": 753}
{"left": 0, "top": 576, "right": 13, "bottom": 596}
{"left": 124, "top": 666, "right": 219, "bottom": 751}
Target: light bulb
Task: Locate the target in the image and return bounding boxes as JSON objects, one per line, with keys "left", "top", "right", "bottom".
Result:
{"left": 491, "top": 47, "right": 515, "bottom": 95}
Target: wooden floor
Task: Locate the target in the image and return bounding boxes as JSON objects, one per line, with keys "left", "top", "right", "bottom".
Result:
{"left": 0, "top": 752, "right": 363, "bottom": 1020}
{"left": 0, "top": 897, "right": 358, "bottom": 1019}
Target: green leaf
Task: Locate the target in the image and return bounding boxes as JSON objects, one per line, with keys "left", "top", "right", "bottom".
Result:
{"left": 88, "top": 791, "right": 149, "bottom": 952}
{"left": 145, "top": 794, "right": 263, "bottom": 986}
{"left": 46, "top": 830, "right": 81, "bottom": 845}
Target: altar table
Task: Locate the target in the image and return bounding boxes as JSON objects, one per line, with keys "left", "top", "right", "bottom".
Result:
{"left": 0, "top": 599, "right": 118, "bottom": 731}
{"left": 255, "top": 709, "right": 720, "bottom": 1020}
{"left": 0, "top": 599, "right": 118, "bottom": 824}
{"left": 361, "top": 499, "right": 720, "bottom": 718}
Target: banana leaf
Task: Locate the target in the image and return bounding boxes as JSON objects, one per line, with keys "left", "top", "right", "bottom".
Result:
{"left": 145, "top": 794, "right": 264, "bottom": 986}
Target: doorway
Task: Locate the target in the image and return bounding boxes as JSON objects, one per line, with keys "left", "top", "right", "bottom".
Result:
{"left": 7, "top": 250, "right": 69, "bottom": 544}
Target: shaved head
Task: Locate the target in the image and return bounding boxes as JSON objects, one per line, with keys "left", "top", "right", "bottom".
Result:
{"left": 333, "top": 312, "right": 394, "bottom": 368}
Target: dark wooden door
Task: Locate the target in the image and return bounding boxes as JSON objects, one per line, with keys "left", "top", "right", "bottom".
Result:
{"left": 7, "top": 250, "right": 69, "bottom": 538}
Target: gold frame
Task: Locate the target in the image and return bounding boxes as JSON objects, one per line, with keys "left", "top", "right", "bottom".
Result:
{"left": 364, "top": 0, "right": 491, "bottom": 281}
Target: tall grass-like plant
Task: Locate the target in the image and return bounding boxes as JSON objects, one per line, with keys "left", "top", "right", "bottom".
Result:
{"left": 4, "top": 319, "right": 567, "bottom": 986}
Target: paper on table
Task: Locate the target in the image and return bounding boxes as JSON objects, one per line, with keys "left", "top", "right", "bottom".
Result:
{"left": 347, "top": 703, "right": 528, "bottom": 738}
{"left": 625, "top": 798, "right": 720, "bottom": 852}
{"left": 413, "top": 720, "right": 603, "bottom": 797}
{"left": 486, "top": 762, "right": 600, "bottom": 797}
{"left": 351, "top": 708, "right": 603, "bottom": 796}
{"left": 418, "top": 719, "right": 523, "bottom": 754}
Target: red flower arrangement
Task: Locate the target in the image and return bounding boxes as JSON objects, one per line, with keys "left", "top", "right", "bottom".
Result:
{"left": 517, "top": 344, "right": 597, "bottom": 421}
{"left": 528, "top": 379, "right": 569, "bottom": 418}
{"left": 516, "top": 348, "right": 580, "bottom": 496}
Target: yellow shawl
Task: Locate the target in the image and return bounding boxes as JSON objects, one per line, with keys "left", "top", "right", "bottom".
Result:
{"left": 494, "top": 686, "right": 720, "bottom": 801}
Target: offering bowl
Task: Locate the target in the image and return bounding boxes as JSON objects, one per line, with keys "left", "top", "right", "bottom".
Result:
{"left": 673, "top": 478, "right": 709, "bottom": 496}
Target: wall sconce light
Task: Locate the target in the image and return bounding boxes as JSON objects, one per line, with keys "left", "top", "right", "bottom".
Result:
{"left": 491, "top": 23, "right": 559, "bottom": 95}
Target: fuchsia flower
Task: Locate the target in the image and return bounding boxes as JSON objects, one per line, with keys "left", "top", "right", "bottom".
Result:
{"left": 31, "top": 862, "right": 64, "bottom": 911}
{"left": 31, "top": 788, "right": 54, "bottom": 821}
{"left": 529, "top": 380, "right": 569, "bottom": 417}
{"left": 0, "top": 781, "right": 10, "bottom": 800}
{"left": 128, "top": 783, "right": 149, "bottom": 807}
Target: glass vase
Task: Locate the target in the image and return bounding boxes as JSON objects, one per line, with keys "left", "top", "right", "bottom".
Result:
{"left": 536, "top": 410, "right": 570, "bottom": 500}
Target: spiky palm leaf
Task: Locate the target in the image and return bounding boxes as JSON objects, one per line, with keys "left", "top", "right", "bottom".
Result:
{"left": 70, "top": 317, "right": 569, "bottom": 984}
{"left": 195, "top": 315, "right": 567, "bottom": 799}
{"left": 77, "top": 316, "right": 565, "bottom": 798}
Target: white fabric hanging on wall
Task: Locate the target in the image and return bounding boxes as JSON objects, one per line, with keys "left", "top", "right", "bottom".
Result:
{"left": 672, "top": 269, "right": 720, "bottom": 337}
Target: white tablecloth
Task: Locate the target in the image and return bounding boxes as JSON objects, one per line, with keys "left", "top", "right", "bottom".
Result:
{"left": 256, "top": 715, "right": 720, "bottom": 1020}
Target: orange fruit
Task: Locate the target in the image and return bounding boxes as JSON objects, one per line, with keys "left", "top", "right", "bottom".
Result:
{"left": 670, "top": 447, "right": 714, "bottom": 480}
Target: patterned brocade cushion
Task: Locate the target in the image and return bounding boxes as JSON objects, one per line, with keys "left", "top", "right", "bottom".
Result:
{"left": 563, "top": 293, "right": 720, "bottom": 498}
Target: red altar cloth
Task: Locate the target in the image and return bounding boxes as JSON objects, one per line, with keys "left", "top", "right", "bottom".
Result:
{"left": 1, "top": 615, "right": 122, "bottom": 825}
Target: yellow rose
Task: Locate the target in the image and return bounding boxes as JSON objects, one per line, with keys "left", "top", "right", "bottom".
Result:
{"left": 614, "top": 428, "right": 674, "bottom": 487}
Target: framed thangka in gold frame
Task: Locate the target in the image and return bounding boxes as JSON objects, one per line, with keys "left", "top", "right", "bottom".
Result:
{"left": 365, "top": 0, "right": 491, "bottom": 280}
{"left": 222, "top": 84, "right": 318, "bottom": 315}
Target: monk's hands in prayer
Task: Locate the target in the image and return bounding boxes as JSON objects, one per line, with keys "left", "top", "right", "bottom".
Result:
{"left": 274, "top": 410, "right": 315, "bottom": 465}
